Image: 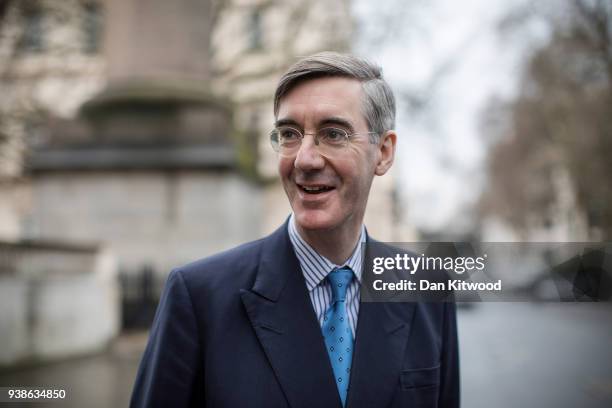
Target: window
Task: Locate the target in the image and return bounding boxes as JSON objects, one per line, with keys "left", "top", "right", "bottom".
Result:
{"left": 247, "top": 9, "right": 263, "bottom": 51}
{"left": 82, "top": 2, "right": 103, "bottom": 54}
{"left": 18, "top": 6, "right": 44, "bottom": 53}
{"left": 0, "top": 1, "right": 10, "bottom": 21}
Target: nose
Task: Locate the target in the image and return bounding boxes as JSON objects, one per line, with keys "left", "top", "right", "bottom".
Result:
{"left": 294, "top": 134, "right": 325, "bottom": 171}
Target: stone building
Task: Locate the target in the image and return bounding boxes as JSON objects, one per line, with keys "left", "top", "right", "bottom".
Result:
{"left": 0, "top": 0, "right": 407, "bottom": 276}
{"left": 0, "top": 0, "right": 410, "bottom": 367}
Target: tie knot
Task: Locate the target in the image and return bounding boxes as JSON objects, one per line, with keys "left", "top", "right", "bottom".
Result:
{"left": 328, "top": 267, "right": 353, "bottom": 303}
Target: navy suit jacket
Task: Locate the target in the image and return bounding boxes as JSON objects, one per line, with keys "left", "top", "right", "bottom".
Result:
{"left": 130, "top": 220, "right": 460, "bottom": 407}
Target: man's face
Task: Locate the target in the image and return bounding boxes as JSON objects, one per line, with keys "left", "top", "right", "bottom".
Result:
{"left": 276, "top": 76, "right": 386, "bottom": 234}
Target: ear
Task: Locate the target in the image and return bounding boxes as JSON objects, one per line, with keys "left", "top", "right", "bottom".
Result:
{"left": 375, "top": 130, "right": 396, "bottom": 176}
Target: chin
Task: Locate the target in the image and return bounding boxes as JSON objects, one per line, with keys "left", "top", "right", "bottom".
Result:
{"left": 293, "top": 208, "right": 340, "bottom": 232}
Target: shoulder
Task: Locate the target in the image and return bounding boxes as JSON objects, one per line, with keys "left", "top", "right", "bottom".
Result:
{"left": 181, "top": 236, "right": 266, "bottom": 273}
{"left": 173, "top": 236, "right": 266, "bottom": 291}
{"left": 170, "top": 221, "right": 289, "bottom": 295}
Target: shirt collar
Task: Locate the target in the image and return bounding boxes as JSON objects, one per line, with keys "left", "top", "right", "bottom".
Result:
{"left": 288, "top": 213, "right": 365, "bottom": 291}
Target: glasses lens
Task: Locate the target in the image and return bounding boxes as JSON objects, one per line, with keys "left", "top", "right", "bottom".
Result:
{"left": 275, "top": 126, "right": 302, "bottom": 152}
{"left": 318, "top": 127, "right": 348, "bottom": 148}
{"left": 269, "top": 129, "right": 280, "bottom": 152}
{"left": 270, "top": 126, "right": 351, "bottom": 157}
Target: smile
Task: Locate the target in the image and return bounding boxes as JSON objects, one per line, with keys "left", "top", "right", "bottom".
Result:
{"left": 298, "top": 184, "right": 335, "bottom": 194}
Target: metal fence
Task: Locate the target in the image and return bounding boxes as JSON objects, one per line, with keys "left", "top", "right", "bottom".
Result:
{"left": 119, "top": 265, "right": 163, "bottom": 330}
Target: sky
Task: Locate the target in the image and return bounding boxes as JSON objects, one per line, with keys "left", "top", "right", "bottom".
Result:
{"left": 353, "top": 0, "right": 552, "bottom": 234}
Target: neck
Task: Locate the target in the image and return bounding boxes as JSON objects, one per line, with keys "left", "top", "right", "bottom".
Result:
{"left": 295, "top": 218, "right": 363, "bottom": 265}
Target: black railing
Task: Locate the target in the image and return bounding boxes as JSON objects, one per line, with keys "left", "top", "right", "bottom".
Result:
{"left": 119, "top": 265, "right": 163, "bottom": 330}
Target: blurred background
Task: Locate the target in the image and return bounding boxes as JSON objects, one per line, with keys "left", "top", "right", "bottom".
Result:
{"left": 0, "top": 0, "right": 610, "bottom": 407}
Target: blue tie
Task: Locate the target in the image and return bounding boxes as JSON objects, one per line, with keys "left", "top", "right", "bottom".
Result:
{"left": 322, "top": 267, "right": 354, "bottom": 407}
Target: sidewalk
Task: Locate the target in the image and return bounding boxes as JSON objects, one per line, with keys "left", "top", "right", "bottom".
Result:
{"left": 0, "top": 332, "right": 148, "bottom": 408}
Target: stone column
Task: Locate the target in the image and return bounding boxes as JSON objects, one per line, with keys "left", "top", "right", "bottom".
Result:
{"left": 31, "top": 0, "right": 235, "bottom": 171}
{"left": 105, "top": 0, "right": 214, "bottom": 83}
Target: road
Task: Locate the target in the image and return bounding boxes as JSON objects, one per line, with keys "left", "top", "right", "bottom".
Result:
{"left": 1, "top": 304, "right": 611, "bottom": 407}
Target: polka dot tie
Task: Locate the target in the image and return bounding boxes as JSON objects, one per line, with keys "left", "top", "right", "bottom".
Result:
{"left": 322, "top": 267, "right": 354, "bottom": 407}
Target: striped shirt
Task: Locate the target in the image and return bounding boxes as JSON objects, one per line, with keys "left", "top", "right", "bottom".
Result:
{"left": 288, "top": 214, "right": 365, "bottom": 337}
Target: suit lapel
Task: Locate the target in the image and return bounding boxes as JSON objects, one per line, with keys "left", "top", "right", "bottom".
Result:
{"left": 345, "top": 238, "right": 417, "bottom": 408}
{"left": 240, "top": 221, "right": 341, "bottom": 408}
{"left": 345, "top": 301, "right": 416, "bottom": 408}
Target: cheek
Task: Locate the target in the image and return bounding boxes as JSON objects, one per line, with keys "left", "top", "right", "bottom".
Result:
{"left": 278, "top": 158, "right": 294, "bottom": 179}
{"left": 335, "top": 159, "right": 375, "bottom": 200}
{"left": 336, "top": 166, "right": 362, "bottom": 196}
{"left": 336, "top": 154, "right": 373, "bottom": 185}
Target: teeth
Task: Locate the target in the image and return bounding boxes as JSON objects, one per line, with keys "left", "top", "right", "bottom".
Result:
{"left": 302, "top": 185, "right": 331, "bottom": 192}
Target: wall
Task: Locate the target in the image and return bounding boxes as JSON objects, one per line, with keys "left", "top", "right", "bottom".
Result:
{"left": 0, "top": 241, "right": 119, "bottom": 367}
{"left": 27, "top": 170, "right": 263, "bottom": 274}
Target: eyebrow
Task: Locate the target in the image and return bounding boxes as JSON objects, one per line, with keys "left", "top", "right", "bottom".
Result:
{"left": 275, "top": 118, "right": 301, "bottom": 128}
{"left": 275, "top": 116, "right": 355, "bottom": 132}
{"left": 319, "top": 116, "right": 355, "bottom": 131}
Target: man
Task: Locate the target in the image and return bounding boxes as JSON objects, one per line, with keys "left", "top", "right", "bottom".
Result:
{"left": 131, "top": 52, "right": 460, "bottom": 408}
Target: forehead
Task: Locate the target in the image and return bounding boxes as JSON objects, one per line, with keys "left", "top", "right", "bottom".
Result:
{"left": 277, "top": 77, "right": 367, "bottom": 128}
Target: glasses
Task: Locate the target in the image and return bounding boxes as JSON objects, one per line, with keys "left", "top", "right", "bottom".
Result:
{"left": 269, "top": 126, "right": 379, "bottom": 157}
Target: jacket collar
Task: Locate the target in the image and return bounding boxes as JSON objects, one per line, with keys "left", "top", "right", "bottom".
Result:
{"left": 241, "top": 219, "right": 416, "bottom": 408}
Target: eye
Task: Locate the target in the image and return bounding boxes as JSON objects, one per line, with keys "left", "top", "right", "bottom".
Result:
{"left": 278, "top": 127, "right": 301, "bottom": 141}
{"left": 320, "top": 127, "right": 347, "bottom": 144}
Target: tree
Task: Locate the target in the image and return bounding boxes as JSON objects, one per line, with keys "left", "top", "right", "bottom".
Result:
{"left": 481, "top": 0, "right": 612, "bottom": 239}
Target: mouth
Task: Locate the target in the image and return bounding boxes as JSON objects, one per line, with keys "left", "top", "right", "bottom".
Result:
{"left": 297, "top": 184, "right": 335, "bottom": 195}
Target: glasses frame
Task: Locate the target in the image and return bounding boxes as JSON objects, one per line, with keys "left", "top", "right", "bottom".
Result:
{"left": 269, "top": 125, "right": 380, "bottom": 156}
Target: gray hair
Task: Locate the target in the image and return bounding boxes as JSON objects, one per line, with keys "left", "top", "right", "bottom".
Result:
{"left": 273, "top": 52, "right": 396, "bottom": 137}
